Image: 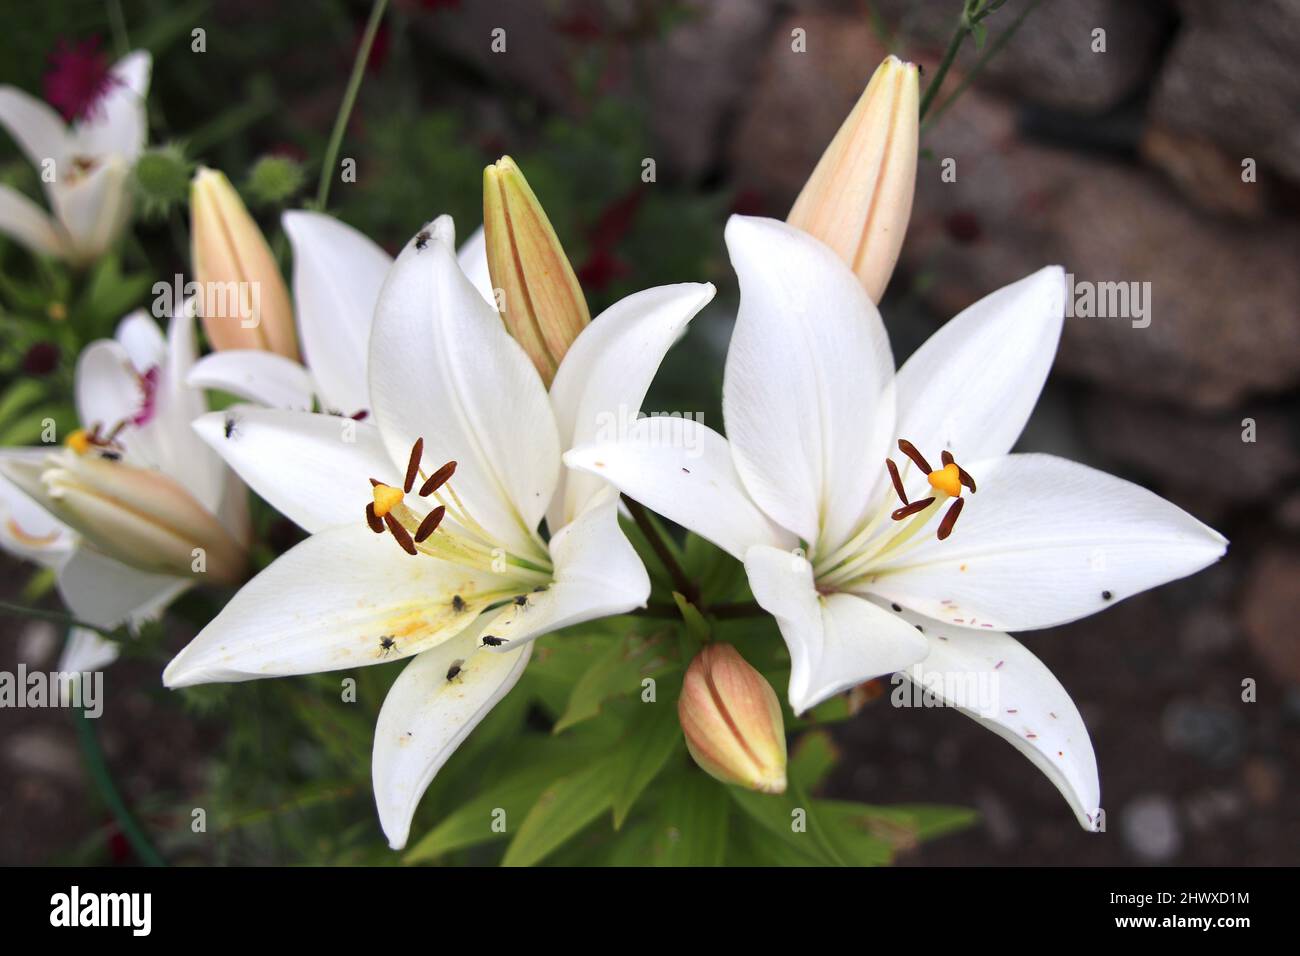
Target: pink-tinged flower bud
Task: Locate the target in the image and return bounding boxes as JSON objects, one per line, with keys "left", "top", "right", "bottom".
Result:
{"left": 483, "top": 156, "right": 590, "bottom": 385}
{"left": 787, "top": 55, "right": 919, "bottom": 303}
{"left": 678, "top": 643, "right": 787, "bottom": 794}
{"left": 190, "top": 167, "right": 298, "bottom": 359}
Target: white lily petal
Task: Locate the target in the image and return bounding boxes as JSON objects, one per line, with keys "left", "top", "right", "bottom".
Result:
{"left": 193, "top": 408, "right": 393, "bottom": 535}
{"left": 373, "top": 622, "right": 531, "bottom": 849}
{"left": 57, "top": 547, "right": 189, "bottom": 630}
{"left": 75, "top": 338, "right": 147, "bottom": 448}
{"left": 455, "top": 224, "right": 496, "bottom": 307}
{"left": 59, "top": 626, "right": 121, "bottom": 674}
{"left": 548, "top": 282, "right": 716, "bottom": 528}
{"left": 0, "top": 85, "right": 72, "bottom": 169}
{"left": 872, "top": 453, "right": 1228, "bottom": 631}
{"left": 479, "top": 490, "right": 648, "bottom": 651}
{"left": 282, "top": 210, "right": 391, "bottom": 417}
{"left": 564, "top": 415, "right": 795, "bottom": 562}
{"left": 894, "top": 266, "right": 1065, "bottom": 462}
{"left": 188, "top": 350, "right": 316, "bottom": 411}
{"left": 369, "top": 218, "right": 560, "bottom": 557}
{"left": 115, "top": 306, "right": 227, "bottom": 513}
{"left": 49, "top": 156, "right": 131, "bottom": 260}
{"left": 114, "top": 309, "right": 167, "bottom": 370}
{"left": 723, "top": 216, "right": 895, "bottom": 550}
{"left": 0, "top": 184, "right": 66, "bottom": 258}
{"left": 163, "top": 524, "right": 512, "bottom": 686}
{"left": 73, "top": 51, "right": 151, "bottom": 161}
{"left": 902, "top": 611, "right": 1100, "bottom": 830}
{"left": 745, "top": 544, "right": 927, "bottom": 714}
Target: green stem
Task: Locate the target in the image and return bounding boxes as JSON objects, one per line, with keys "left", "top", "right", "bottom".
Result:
{"left": 0, "top": 601, "right": 120, "bottom": 639}
{"left": 314, "top": 0, "right": 390, "bottom": 210}
{"left": 106, "top": 0, "right": 130, "bottom": 59}
{"left": 917, "top": 13, "right": 970, "bottom": 121}
{"left": 74, "top": 706, "right": 166, "bottom": 866}
{"left": 923, "top": 0, "right": 1047, "bottom": 129}
{"left": 622, "top": 495, "right": 700, "bottom": 605}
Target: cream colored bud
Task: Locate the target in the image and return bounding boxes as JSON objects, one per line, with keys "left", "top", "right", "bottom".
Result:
{"left": 190, "top": 167, "right": 298, "bottom": 358}
{"left": 678, "top": 642, "right": 787, "bottom": 794}
{"left": 41, "top": 450, "right": 245, "bottom": 585}
{"left": 787, "top": 55, "right": 919, "bottom": 303}
{"left": 483, "top": 156, "right": 590, "bottom": 385}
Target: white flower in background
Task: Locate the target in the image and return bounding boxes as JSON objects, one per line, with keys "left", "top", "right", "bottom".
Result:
{"left": 0, "top": 51, "right": 150, "bottom": 264}
{"left": 163, "top": 215, "right": 715, "bottom": 849}
{"left": 567, "top": 216, "right": 1227, "bottom": 829}
{"left": 0, "top": 305, "right": 249, "bottom": 671}
{"left": 186, "top": 210, "right": 492, "bottom": 419}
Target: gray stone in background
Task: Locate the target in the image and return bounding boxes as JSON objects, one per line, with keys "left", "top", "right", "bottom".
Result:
{"left": 1120, "top": 793, "right": 1183, "bottom": 862}
{"left": 903, "top": 91, "right": 1300, "bottom": 410}
{"left": 871, "top": 0, "right": 1171, "bottom": 114}
{"left": 1242, "top": 547, "right": 1300, "bottom": 685}
{"left": 418, "top": 0, "right": 781, "bottom": 181}
{"left": 1150, "top": 0, "right": 1300, "bottom": 187}
{"left": 730, "top": 11, "right": 890, "bottom": 214}
{"left": 1082, "top": 398, "right": 1299, "bottom": 504}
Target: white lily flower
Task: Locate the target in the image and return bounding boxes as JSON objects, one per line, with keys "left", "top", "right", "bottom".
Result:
{"left": 164, "top": 215, "right": 715, "bottom": 849}
{"left": 0, "top": 304, "right": 250, "bottom": 671}
{"left": 566, "top": 216, "right": 1227, "bottom": 829}
{"left": 186, "top": 211, "right": 493, "bottom": 418}
{"left": 0, "top": 51, "right": 150, "bottom": 264}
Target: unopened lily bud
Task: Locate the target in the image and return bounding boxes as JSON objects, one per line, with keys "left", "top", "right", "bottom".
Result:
{"left": 190, "top": 166, "right": 297, "bottom": 359}
{"left": 787, "top": 55, "right": 919, "bottom": 303}
{"left": 40, "top": 445, "right": 246, "bottom": 585}
{"left": 678, "top": 643, "right": 787, "bottom": 794}
{"left": 483, "top": 156, "right": 590, "bottom": 385}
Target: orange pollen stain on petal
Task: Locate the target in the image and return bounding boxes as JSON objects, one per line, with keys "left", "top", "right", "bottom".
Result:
{"left": 6, "top": 517, "right": 60, "bottom": 547}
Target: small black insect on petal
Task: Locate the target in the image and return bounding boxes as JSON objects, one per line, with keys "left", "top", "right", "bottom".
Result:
{"left": 513, "top": 595, "right": 528, "bottom": 606}
{"left": 414, "top": 229, "right": 431, "bottom": 251}
{"left": 446, "top": 660, "right": 464, "bottom": 681}
{"left": 1101, "top": 590, "right": 1113, "bottom": 601}
{"left": 481, "top": 635, "right": 505, "bottom": 647}
{"left": 891, "top": 603, "right": 902, "bottom": 612}
{"left": 452, "top": 595, "right": 466, "bottom": 612}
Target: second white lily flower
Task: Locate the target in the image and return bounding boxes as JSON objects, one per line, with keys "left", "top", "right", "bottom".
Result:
{"left": 566, "top": 215, "right": 1227, "bottom": 830}
{"left": 164, "top": 216, "right": 715, "bottom": 849}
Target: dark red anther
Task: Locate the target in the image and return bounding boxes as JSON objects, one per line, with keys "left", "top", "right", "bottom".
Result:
{"left": 404, "top": 437, "right": 424, "bottom": 494}
{"left": 891, "top": 497, "right": 935, "bottom": 521}
{"left": 886, "top": 458, "right": 908, "bottom": 505}
{"left": 384, "top": 513, "right": 418, "bottom": 555}
{"left": 937, "top": 497, "right": 965, "bottom": 540}
{"left": 419, "top": 461, "right": 457, "bottom": 497}
{"left": 414, "top": 505, "right": 446, "bottom": 543}
{"left": 897, "top": 439, "right": 931, "bottom": 474}
{"left": 365, "top": 503, "right": 384, "bottom": 534}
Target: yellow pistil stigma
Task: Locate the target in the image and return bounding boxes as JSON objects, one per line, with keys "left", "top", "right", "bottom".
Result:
{"left": 372, "top": 483, "right": 404, "bottom": 518}
{"left": 928, "top": 462, "right": 962, "bottom": 498}
{"left": 65, "top": 429, "right": 92, "bottom": 455}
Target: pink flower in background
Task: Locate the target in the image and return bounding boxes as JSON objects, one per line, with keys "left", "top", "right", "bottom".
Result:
{"left": 43, "top": 36, "right": 119, "bottom": 122}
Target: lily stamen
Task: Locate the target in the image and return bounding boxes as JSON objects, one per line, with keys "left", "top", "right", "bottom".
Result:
{"left": 887, "top": 438, "right": 976, "bottom": 541}
{"left": 361, "top": 438, "right": 551, "bottom": 581}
